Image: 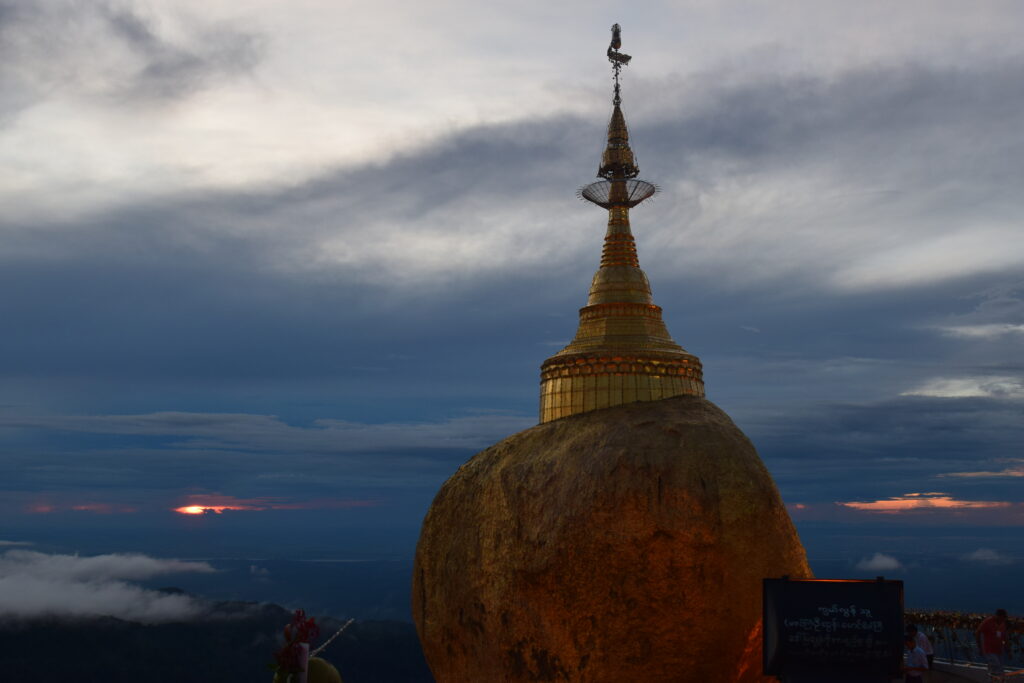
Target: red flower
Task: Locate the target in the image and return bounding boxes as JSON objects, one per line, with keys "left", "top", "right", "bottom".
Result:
{"left": 272, "top": 609, "right": 321, "bottom": 675}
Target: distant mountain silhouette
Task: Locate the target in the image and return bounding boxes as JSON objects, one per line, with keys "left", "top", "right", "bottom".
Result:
{"left": 0, "top": 597, "right": 434, "bottom": 683}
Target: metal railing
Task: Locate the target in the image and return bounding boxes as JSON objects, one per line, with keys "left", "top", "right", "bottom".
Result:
{"left": 903, "top": 612, "right": 1022, "bottom": 683}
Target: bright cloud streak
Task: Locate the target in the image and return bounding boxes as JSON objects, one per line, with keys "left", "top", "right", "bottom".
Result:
{"left": 940, "top": 465, "right": 1024, "bottom": 479}
{"left": 936, "top": 324, "right": 1024, "bottom": 339}
{"left": 0, "top": 550, "right": 214, "bottom": 583}
{"left": 830, "top": 226, "right": 1024, "bottom": 291}
{"left": 900, "top": 377, "right": 1024, "bottom": 399}
{"left": 838, "top": 492, "right": 1012, "bottom": 514}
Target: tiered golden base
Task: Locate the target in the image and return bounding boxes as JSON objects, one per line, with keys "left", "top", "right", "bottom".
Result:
{"left": 540, "top": 351, "right": 703, "bottom": 423}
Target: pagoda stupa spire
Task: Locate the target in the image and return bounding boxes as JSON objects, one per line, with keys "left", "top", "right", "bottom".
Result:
{"left": 539, "top": 24, "right": 704, "bottom": 423}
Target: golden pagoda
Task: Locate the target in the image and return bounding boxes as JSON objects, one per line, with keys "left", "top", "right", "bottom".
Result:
{"left": 539, "top": 25, "right": 704, "bottom": 423}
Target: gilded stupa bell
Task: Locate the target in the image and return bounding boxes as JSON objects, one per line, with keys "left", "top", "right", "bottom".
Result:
{"left": 539, "top": 26, "right": 704, "bottom": 423}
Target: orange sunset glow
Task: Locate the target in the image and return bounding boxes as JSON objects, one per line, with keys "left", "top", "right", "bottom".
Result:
{"left": 172, "top": 494, "right": 379, "bottom": 515}
{"left": 837, "top": 492, "right": 1012, "bottom": 513}
{"left": 175, "top": 505, "right": 239, "bottom": 515}
{"left": 25, "top": 501, "right": 137, "bottom": 514}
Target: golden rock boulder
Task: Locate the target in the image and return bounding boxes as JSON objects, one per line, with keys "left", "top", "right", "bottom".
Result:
{"left": 413, "top": 395, "right": 811, "bottom": 682}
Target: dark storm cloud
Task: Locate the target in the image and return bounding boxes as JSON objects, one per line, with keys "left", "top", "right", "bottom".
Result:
{"left": 0, "top": 410, "right": 533, "bottom": 454}
{"left": 0, "top": 0, "right": 263, "bottom": 118}
{"left": 0, "top": 112, "right": 600, "bottom": 398}
{"left": 2, "top": 395, "right": 1019, "bottom": 523}
{"left": 746, "top": 395, "right": 1024, "bottom": 503}
{"left": 0, "top": 411, "right": 527, "bottom": 513}
{"left": 97, "top": 2, "right": 264, "bottom": 101}
{"left": 634, "top": 59, "right": 1024, "bottom": 178}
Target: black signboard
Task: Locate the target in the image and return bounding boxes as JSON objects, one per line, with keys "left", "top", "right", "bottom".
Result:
{"left": 763, "top": 577, "right": 904, "bottom": 683}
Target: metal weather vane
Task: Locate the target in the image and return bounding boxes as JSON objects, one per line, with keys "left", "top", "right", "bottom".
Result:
{"left": 607, "top": 23, "right": 631, "bottom": 106}
{"left": 576, "top": 23, "right": 656, "bottom": 209}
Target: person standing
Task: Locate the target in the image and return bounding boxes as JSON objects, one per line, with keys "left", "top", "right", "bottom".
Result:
{"left": 907, "top": 624, "right": 934, "bottom": 670}
{"left": 975, "top": 609, "right": 1010, "bottom": 677}
{"left": 904, "top": 634, "right": 929, "bottom": 683}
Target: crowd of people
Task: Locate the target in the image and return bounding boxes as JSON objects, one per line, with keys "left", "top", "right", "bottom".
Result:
{"left": 903, "top": 608, "right": 1018, "bottom": 681}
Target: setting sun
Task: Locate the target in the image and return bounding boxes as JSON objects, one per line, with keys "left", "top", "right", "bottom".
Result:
{"left": 174, "top": 505, "right": 231, "bottom": 515}
{"left": 170, "top": 494, "right": 377, "bottom": 516}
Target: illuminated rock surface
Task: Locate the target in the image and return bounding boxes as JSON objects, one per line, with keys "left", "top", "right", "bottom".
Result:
{"left": 413, "top": 395, "right": 811, "bottom": 682}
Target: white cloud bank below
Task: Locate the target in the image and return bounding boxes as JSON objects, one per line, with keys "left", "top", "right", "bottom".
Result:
{"left": 855, "top": 553, "right": 903, "bottom": 572}
{"left": 0, "top": 550, "right": 214, "bottom": 622}
{"left": 961, "top": 548, "right": 1013, "bottom": 566}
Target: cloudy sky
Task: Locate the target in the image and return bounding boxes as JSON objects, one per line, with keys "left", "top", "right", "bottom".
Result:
{"left": 1, "top": 0, "right": 1023, "bottom": 616}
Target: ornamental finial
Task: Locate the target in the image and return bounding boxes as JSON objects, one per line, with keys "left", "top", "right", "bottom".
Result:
{"left": 541, "top": 25, "right": 703, "bottom": 423}
{"left": 607, "top": 24, "right": 631, "bottom": 106}
{"left": 577, "top": 23, "right": 653, "bottom": 206}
